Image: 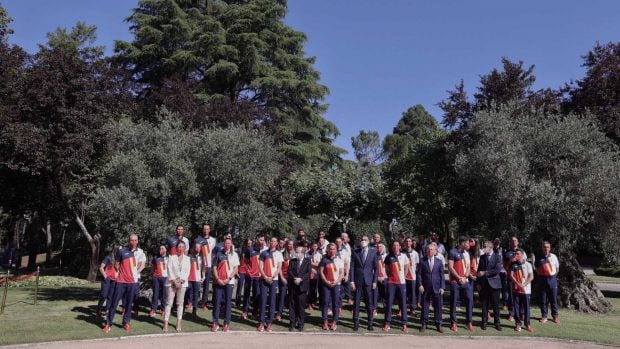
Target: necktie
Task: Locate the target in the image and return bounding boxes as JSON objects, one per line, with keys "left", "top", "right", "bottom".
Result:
{"left": 362, "top": 249, "right": 367, "bottom": 265}
{"left": 429, "top": 257, "right": 434, "bottom": 270}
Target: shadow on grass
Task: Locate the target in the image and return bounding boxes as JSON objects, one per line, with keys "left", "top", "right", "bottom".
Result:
{"left": 602, "top": 290, "right": 620, "bottom": 299}
{"left": 37, "top": 287, "right": 98, "bottom": 302}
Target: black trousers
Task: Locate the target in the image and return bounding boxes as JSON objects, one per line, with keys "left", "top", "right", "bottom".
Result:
{"left": 480, "top": 284, "right": 501, "bottom": 326}
{"left": 353, "top": 284, "right": 374, "bottom": 325}
{"left": 289, "top": 287, "right": 307, "bottom": 328}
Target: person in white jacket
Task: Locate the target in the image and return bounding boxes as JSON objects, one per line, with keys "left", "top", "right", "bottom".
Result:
{"left": 164, "top": 241, "right": 190, "bottom": 332}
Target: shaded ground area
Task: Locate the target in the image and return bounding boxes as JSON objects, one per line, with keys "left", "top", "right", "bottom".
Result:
{"left": 2, "top": 332, "right": 612, "bottom": 349}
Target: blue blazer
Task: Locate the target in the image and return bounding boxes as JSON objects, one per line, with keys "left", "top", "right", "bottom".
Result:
{"left": 417, "top": 256, "right": 445, "bottom": 293}
{"left": 349, "top": 247, "right": 378, "bottom": 286}
{"left": 478, "top": 252, "right": 502, "bottom": 290}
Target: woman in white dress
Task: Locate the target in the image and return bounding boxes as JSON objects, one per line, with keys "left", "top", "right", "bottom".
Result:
{"left": 164, "top": 241, "right": 190, "bottom": 332}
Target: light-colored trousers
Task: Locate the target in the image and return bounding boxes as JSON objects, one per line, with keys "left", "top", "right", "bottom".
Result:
{"left": 164, "top": 285, "right": 187, "bottom": 322}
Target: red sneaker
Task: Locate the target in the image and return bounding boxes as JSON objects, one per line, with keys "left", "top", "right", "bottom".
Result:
{"left": 383, "top": 324, "right": 390, "bottom": 332}
{"left": 211, "top": 323, "right": 219, "bottom": 332}
{"left": 515, "top": 324, "right": 521, "bottom": 332}
{"left": 552, "top": 316, "right": 560, "bottom": 324}
{"left": 102, "top": 324, "right": 111, "bottom": 333}
{"left": 330, "top": 321, "right": 337, "bottom": 331}
{"left": 502, "top": 305, "right": 508, "bottom": 311}
{"left": 508, "top": 316, "right": 514, "bottom": 322}
{"left": 402, "top": 324, "right": 409, "bottom": 333}
{"left": 540, "top": 317, "right": 547, "bottom": 324}
{"left": 450, "top": 323, "right": 457, "bottom": 332}
{"left": 323, "top": 321, "right": 329, "bottom": 331}
{"left": 348, "top": 299, "right": 353, "bottom": 305}
{"left": 223, "top": 324, "right": 230, "bottom": 332}
{"left": 468, "top": 322, "right": 474, "bottom": 332}
{"left": 149, "top": 310, "right": 155, "bottom": 317}
{"left": 526, "top": 325, "right": 533, "bottom": 332}
{"left": 275, "top": 314, "right": 281, "bottom": 321}
{"left": 266, "top": 323, "right": 273, "bottom": 332}
{"left": 396, "top": 310, "right": 402, "bottom": 318}
{"left": 123, "top": 323, "right": 132, "bottom": 333}
{"left": 241, "top": 312, "right": 248, "bottom": 319}
{"left": 257, "top": 323, "right": 265, "bottom": 332}
{"left": 159, "top": 308, "right": 164, "bottom": 316}
{"left": 202, "top": 305, "right": 208, "bottom": 311}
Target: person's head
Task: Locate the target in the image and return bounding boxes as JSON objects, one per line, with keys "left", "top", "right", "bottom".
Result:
{"left": 377, "top": 243, "right": 385, "bottom": 254}
{"left": 224, "top": 238, "right": 233, "bottom": 253}
{"left": 360, "top": 235, "right": 370, "bottom": 248}
{"left": 158, "top": 245, "right": 167, "bottom": 257}
{"left": 391, "top": 241, "right": 401, "bottom": 255}
{"left": 405, "top": 237, "right": 413, "bottom": 249}
{"left": 335, "top": 237, "right": 343, "bottom": 249}
{"left": 202, "top": 224, "right": 211, "bottom": 236}
{"left": 515, "top": 248, "right": 525, "bottom": 263}
{"left": 176, "top": 225, "right": 184, "bottom": 237}
{"left": 459, "top": 237, "right": 470, "bottom": 251}
{"left": 319, "top": 231, "right": 326, "bottom": 239}
{"left": 278, "top": 239, "right": 285, "bottom": 249}
{"left": 468, "top": 238, "right": 477, "bottom": 249}
{"left": 297, "top": 229, "right": 305, "bottom": 240}
{"left": 193, "top": 242, "right": 201, "bottom": 255}
{"left": 224, "top": 233, "right": 232, "bottom": 241}
{"left": 426, "top": 242, "right": 437, "bottom": 257}
{"left": 318, "top": 236, "right": 326, "bottom": 246}
{"left": 311, "top": 242, "right": 318, "bottom": 252}
{"left": 373, "top": 234, "right": 381, "bottom": 244}
{"left": 510, "top": 236, "right": 519, "bottom": 249}
{"left": 542, "top": 241, "right": 551, "bottom": 255}
{"left": 286, "top": 239, "right": 294, "bottom": 251}
{"left": 269, "top": 237, "right": 278, "bottom": 250}
{"left": 483, "top": 241, "right": 493, "bottom": 255}
{"left": 430, "top": 232, "right": 438, "bottom": 242}
{"left": 244, "top": 238, "right": 253, "bottom": 248}
{"left": 493, "top": 238, "right": 501, "bottom": 249}
{"left": 257, "top": 235, "right": 266, "bottom": 248}
{"left": 295, "top": 246, "right": 305, "bottom": 259}
{"left": 341, "top": 232, "right": 349, "bottom": 244}
{"left": 128, "top": 234, "right": 139, "bottom": 250}
{"left": 327, "top": 243, "right": 337, "bottom": 258}
{"left": 176, "top": 241, "right": 186, "bottom": 255}
{"left": 412, "top": 240, "right": 418, "bottom": 250}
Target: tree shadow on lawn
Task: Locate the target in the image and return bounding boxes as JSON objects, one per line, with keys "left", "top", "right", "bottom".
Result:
{"left": 36, "top": 287, "right": 99, "bottom": 302}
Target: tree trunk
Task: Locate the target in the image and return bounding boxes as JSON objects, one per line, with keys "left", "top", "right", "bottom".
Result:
{"left": 558, "top": 253, "right": 612, "bottom": 313}
{"left": 41, "top": 219, "right": 52, "bottom": 265}
{"left": 75, "top": 213, "right": 100, "bottom": 282}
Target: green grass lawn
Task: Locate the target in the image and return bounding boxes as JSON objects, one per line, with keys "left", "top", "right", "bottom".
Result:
{"left": 1, "top": 278, "right": 619, "bottom": 346}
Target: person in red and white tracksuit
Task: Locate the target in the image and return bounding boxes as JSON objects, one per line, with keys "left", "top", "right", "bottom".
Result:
{"left": 535, "top": 241, "right": 560, "bottom": 324}
{"left": 509, "top": 248, "right": 534, "bottom": 332}
{"left": 383, "top": 241, "right": 411, "bottom": 333}
{"left": 102, "top": 234, "right": 140, "bottom": 333}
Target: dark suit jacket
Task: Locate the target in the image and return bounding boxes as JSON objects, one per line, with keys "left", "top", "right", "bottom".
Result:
{"left": 287, "top": 257, "right": 311, "bottom": 293}
{"left": 478, "top": 252, "right": 502, "bottom": 290}
{"left": 349, "top": 247, "right": 378, "bottom": 286}
{"left": 417, "top": 256, "right": 445, "bottom": 293}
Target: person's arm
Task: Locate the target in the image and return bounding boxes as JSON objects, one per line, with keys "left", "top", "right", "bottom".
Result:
{"left": 277, "top": 258, "right": 285, "bottom": 284}
{"left": 439, "top": 263, "right": 445, "bottom": 293}
{"left": 99, "top": 262, "right": 107, "bottom": 279}
{"left": 348, "top": 253, "right": 355, "bottom": 286}
{"left": 372, "top": 254, "right": 378, "bottom": 287}
{"left": 319, "top": 263, "right": 331, "bottom": 286}
{"left": 179, "top": 257, "right": 190, "bottom": 283}
{"left": 525, "top": 265, "right": 534, "bottom": 286}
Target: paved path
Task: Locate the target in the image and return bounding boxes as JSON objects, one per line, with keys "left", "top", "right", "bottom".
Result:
{"left": 2, "top": 332, "right": 612, "bottom": 349}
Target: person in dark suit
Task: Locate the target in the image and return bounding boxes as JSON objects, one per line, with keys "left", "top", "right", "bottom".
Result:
{"left": 348, "top": 235, "right": 378, "bottom": 331}
{"left": 417, "top": 242, "right": 445, "bottom": 333}
{"left": 477, "top": 240, "right": 503, "bottom": 331}
{"left": 287, "top": 245, "right": 311, "bottom": 332}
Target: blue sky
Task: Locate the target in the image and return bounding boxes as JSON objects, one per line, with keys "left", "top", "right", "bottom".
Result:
{"left": 4, "top": 1, "right": 620, "bottom": 158}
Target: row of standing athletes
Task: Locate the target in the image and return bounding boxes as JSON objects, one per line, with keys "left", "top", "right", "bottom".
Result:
{"left": 97, "top": 225, "right": 560, "bottom": 334}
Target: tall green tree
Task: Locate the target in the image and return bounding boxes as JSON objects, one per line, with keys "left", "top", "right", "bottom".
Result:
{"left": 0, "top": 22, "right": 130, "bottom": 280}
{"left": 115, "top": 0, "right": 343, "bottom": 166}
{"left": 567, "top": 42, "right": 620, "bottom": 143}
{"left": 455, "top": 103, "right": 618, "bottom": 312}
{"left": 382, "top": 105, "right": 453, "bottom": 239}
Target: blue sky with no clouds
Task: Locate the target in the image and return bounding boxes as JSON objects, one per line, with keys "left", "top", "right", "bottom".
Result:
{"left": 4, "top": 1, "right": 620, "bottom": 158}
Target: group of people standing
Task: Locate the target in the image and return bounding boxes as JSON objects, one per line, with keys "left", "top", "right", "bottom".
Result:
{"left": 96, "top": 225, "right": 561, "bottom": 335}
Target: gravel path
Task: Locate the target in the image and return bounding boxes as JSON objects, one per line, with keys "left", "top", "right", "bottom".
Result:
{"left": 2, "top": 332, "right": 612, "bottom": 349}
